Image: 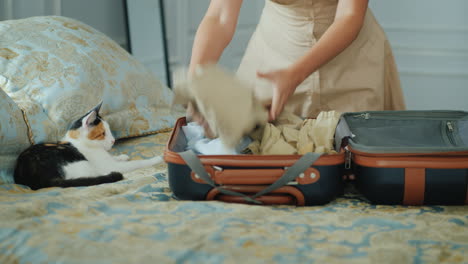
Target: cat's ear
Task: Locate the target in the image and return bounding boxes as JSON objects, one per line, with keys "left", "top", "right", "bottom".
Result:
{"left": 82, "top": 111, "right": 97, "bottom": 129}
{"left": 82, "top": 101, "right": 103, "bottom": 129}
{"left": 92, "top": 101, "right": 103, "bottom": 115}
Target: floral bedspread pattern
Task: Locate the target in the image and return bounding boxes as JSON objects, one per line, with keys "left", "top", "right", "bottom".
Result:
{"left": 0, "top": 16, "right": 177, "bottom": 144}
{"left": 1, "top": 132, "right": 467, "bottom": 264}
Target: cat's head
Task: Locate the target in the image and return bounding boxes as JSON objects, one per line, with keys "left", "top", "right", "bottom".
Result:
{"left": 64, "top": 102, "right": 115, "bottom": 150}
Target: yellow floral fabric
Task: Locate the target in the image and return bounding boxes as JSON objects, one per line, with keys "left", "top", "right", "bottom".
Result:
{"left": 0, "top": 132, "right": 467, "bottom": 264}
{"left": 0, "top": 86, "right": 30, "bottom": 184}
{"left": 0, "top": 16, "right": 178, "bottom": 145}
{"left": 0, "top": 16, "right": 181, "bottom": 183}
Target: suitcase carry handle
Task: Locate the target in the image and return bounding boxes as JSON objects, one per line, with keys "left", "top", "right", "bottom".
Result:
{"left": 191, "top": 167, "right": 321, "bottom": 185}
{"left": 215, "top": 194, "right": 296, "bottom": 205}
{"left": 206, "top": 185, "right": 306, "bottom": 205}
{"left": 178, "top": 150, "right": 323, "bottom": 205}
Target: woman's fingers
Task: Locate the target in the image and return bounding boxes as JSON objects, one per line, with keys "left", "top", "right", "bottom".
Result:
{"left": 186, "top": 102, "right": 196, "bottom": 121}
{"left": 257, "top": 70, "right": 279, "bottom": 121}
{"left": 256, "top": 71, "right": 272, "bottom": 79}
{"left": 187, "top": 102, "right": 204, "bottom": 123}
{"left": 186, "top": 101, "right": 216, "bottom": 138}
{"left": 269, "top": 88, "right": 281, "bottom": 121}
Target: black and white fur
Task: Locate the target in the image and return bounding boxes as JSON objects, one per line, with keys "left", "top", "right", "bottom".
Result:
{"left": 14, "top": 102, "right": 162, "bottom": 190}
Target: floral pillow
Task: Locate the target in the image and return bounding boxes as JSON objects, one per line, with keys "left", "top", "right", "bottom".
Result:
{"left": 0, "top": 16, "right": 178, "bottom": 144}
{"left": 0, "top": 85, "right": 31, "bottom": 184}
{"left": 0, "top": 16, "right": 181, "bottom": 184}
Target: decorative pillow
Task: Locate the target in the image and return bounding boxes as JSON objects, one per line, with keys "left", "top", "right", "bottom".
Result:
{"left": 0, "top": 16, "right": 179, "bottom": 146}
{"left": 0, "top": 83, "right": 31, "bottom": 184}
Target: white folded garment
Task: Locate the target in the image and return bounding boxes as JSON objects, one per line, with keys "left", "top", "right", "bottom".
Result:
{"left": 183, "top": 122, "right": 252, "bottom": 155}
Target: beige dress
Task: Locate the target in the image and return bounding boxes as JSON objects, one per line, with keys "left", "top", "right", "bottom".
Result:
{"left": 237, "top": 0, "right": 406, "bottom": 118}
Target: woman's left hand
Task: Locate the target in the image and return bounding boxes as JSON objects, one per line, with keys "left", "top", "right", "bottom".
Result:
{"left": 257, "top": 68, "right": 301, "bottom": 121}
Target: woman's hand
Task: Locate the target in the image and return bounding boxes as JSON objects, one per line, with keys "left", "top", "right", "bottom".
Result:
{"left": 255, "top": 0, "right": 368, "bottom": 121}
{"left": 257, "top": 68, "right": 302, "bottom": 121}
{"left": 186, "top": 102, "right": 216, "bottom": 139}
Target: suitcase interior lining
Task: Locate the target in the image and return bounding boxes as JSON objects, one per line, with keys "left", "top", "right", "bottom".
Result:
{"left": 171, "top": 114, "right": 468, "bottom": 155}
{"left": 171, "top": 120, "right": 345, "bottom": 155}
{"left": 459, "top": 120, "right": 468, "bottom": 146}
{"left": 337, "top": 112, "right": 468, "bottom": 153}
{"left": 171, "top": 126, "right": 188, "bottom": 153}
{"left": 349, "top": 120, "right": 450, "bottom": 147}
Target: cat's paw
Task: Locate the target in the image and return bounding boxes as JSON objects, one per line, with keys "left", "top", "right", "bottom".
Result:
{"left": 149, "top": 156, "right": 163, "bottom": 166}
{"left": 115, "top": 154, "right": 130, "bottom": 161}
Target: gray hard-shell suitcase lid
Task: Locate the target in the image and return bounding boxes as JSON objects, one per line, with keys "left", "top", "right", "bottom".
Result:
{"left": 335, "top": 110, "right": 468, "bottom": 154}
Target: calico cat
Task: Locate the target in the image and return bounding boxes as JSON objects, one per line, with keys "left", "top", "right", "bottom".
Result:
{"left": 14, "top": 102, "right": 162, "bottom": 190}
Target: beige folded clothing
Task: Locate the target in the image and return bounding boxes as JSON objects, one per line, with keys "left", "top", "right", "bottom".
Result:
{"left": 173, "top": 65, "right": 269, "bottom": 148}
{"left": 247, "top": 111, "right": 342, "bottom": 155}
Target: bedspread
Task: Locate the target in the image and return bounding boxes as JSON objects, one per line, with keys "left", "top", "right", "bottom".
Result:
{"left": 1, "top": 132, "right": 467, "bottom": 264}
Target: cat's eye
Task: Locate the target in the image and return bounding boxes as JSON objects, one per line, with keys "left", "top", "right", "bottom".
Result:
{"left": 102, "top": 132, "right": 106, "bottom": 136}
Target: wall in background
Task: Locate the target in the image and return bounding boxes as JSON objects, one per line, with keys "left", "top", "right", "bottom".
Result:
{"left": 126, "top": 0, "right": 169, "bottom": 86}
{"left": 370, "top": 0, "right": 468, "bottom": 111}
{"left": 163, "top": 0, "right": 264, "bottom": 72}
{"left": 164, "top": 0, "right": 468, "bottom": 110}
{"left": 0, "top": 0, "right": 128, "bottom": 49}
{"left": 1, "top": 0, "right": 466, "bottom": 110}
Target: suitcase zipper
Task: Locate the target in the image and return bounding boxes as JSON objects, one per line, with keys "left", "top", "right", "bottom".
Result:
{"left": 345, "top": 147, "right": 352, "bottom": 169}
{"left": 351, "top": 111, "right": 467, "bottom": 120}
{"left": 353, "top": 113, "right": 371, "bottom": 120}
{"left": 446, "top": 121, "right": 457, "bottom": 146}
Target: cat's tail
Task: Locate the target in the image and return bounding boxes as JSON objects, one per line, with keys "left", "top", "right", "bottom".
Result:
{"left": 51, "top": 172, "right": 124, "bottom": 188}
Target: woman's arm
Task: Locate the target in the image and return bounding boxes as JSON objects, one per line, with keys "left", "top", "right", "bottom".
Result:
{"left": 188, "top": 0, "right": 243, "bottom": 75}
{"left": 290, "top": 0, "right": 368, "bottom": 83}
{"left": 258, "top": 0, "right": 368, "bottom": 120}
{"left": 186, "top": 0, "right": 243, "bottom": 135}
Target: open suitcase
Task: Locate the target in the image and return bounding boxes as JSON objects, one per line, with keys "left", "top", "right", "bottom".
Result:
{"left": 164, "top": 117, "right": 346, "bottom": 206}
{"left": 339, "top": 110, "right": 468, "bottom": 205}
{"left": 164, "top": 110, "right": 468, "bottom": 206}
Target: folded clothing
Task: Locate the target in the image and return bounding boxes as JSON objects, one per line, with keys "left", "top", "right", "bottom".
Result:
{"left": 183, "top": 122, "right": 252, "bottom": 155}
{"left": 247, "top": 111, "right": 342, "bottom": 155}
{"left": 173, "top": 65, "right": 268, "bottom": 148}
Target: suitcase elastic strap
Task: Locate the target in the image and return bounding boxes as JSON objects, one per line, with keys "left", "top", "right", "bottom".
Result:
{"left": 178, "top": 150, "right": 322, "bottom": 205}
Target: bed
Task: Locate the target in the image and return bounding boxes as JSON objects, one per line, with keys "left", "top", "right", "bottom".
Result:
{"left": 1, "top": 131, "right": 467, "bottom": 263}
{"left": 1, "top": 16, "right": 467, "bottom": 264}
